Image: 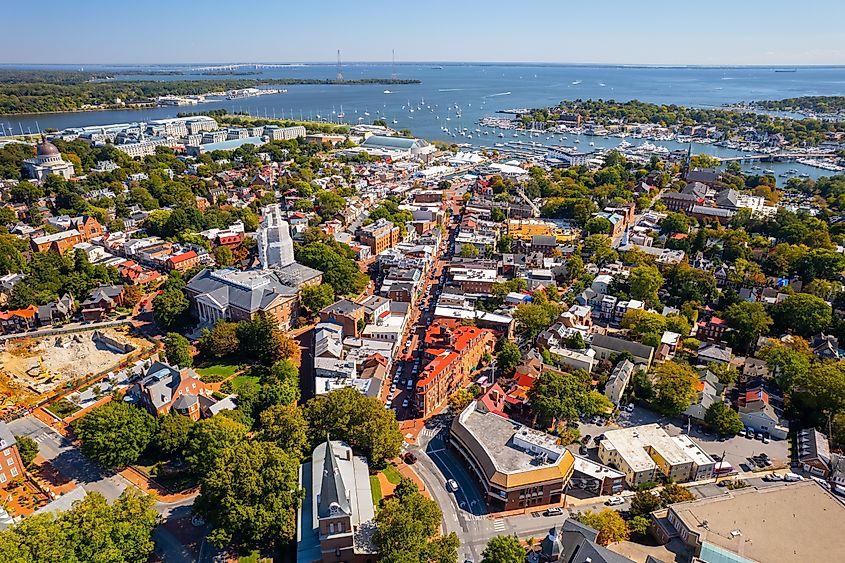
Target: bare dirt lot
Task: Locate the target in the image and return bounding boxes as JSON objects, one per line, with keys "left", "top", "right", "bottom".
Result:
{"left": 0, "top": 327, "right": 151, "bottom": 407}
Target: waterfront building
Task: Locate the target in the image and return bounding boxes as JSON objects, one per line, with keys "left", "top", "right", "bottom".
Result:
{"left": 24, "top": 137, "right": 75, "bottom": 181}
{"left": 265, "top": 125, "right": 307, "bottom": 141}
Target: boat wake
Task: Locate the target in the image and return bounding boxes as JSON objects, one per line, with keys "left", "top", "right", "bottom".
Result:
{"left": 485, "top": 91, "right": 512, "bottom": 98}
{"left": 438, "top": 88, "right": 464, "bottom": 92}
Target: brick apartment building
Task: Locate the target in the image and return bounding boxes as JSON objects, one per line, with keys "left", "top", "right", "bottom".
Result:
{"left": 415, "top": 323, "right": 496, "bottom": 417}
{"left": 0, "top": 422, "right": 25, "bottom": 488}
{"left": 359, "top": 219, "right": 400, "bottom": 255}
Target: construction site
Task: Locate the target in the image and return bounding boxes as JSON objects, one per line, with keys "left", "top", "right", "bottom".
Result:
{"left": 0, "top": 327, "right": 152, "bottom": 413}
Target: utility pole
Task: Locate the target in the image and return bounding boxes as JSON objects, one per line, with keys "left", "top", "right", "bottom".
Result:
{"left": 336, "top": 49, "right": 344, "bottom": 83}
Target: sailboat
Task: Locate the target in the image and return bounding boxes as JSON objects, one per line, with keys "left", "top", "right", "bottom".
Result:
{"left": 337, "top": 105, "right": 345, "bottom": 120}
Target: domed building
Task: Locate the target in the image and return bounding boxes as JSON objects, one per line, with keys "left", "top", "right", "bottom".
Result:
{"left": 24, "top": 137, "right": 75, "bottom": 181}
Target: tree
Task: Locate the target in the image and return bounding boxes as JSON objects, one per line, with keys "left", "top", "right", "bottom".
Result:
{"left": 393, "top": 477, "right": 419, "bottom": 501}
{"left": 236, "top": 314, "right": 300, "bottom": 366}
{"left": 497, "top": 233, "right": 513, "bottom": 253}
{"left": 153, "top": 287, "right": 190, "bottom": 332}
{"left": 771, "top": 293, "right": 832, "bottom": 337}
{"left": 584, "top": 216, "right": 612, "bottom": 235}
{"left": 652, "top": 361, "right": 699, "bottom": 416}
{"left": 482, "top": 535, "right": 526, "bottom": 563}
{"left": 374, "top": 490, "right": 458, "bottom": 563}
{"left": 792, "top": 361, "right": 845, "bottom": 426}
{"left": 304, "top": 387, "right": 403, "bottom": 467}
{"left": 15, "top": 435, "right": 39, "bottom": 467}
{"left": 0, "top": 489, "right": 158, "bottom": 563}
{"left": 155, "top": 413, "right": 194, "bottom": 457}
{"left": 703, "top": 401, "right": 743, "bottom": 436}
{"left": 448, "top": 389, "right": 474, "bottom": 412}
{"left": 660, "top": 483, "right": 696, "bottom": 505}
{"left": 664, "top": 265, "right": 717, "bottom": 304}
{"left": 722, "top": 301, "right": 773, "bottom": 353}
{"left": 258, "top": 404, "right": 309, "bottom": 457}
{"left": 629, "top": 490, "right": 663, "bottom": 518}
{"left": 259, "top": 359, "right": 302, "bottom": 409}
{"left": 621, "top": 309, "right": 667, "bottom": 347}
{"left": 661, "top": 212, "right": 691, "bottom": 234}
{"left": 184, "top": 416, "right": 248, "bottom": 477}
{"left": 213, "top": 245, "right": 234, "bottom": 267}
{"left": 72, "top": 401, "right": 157, "bottom": 468}
{"left": 300, "top": 283, "right": 335, "bottom": 316}
{"left": 297, "top": 242, "right": 369, "bottom": 296}
{"left": 629, "top": 265, "right": 664, "bottom": 306}
{"left": 195, "top": 440, "right": 302, "bottom": 549}
{"left": 460, "top": 244, "right": 479, "bottom": 258}
{"left": 628, "top": 515, "right": 651, "bottom": 536}
{"left": 576, "top": 509, "right": 630, "bottom": 546}
{"left": 528, "top": 371, "right": 612, "bottom": 426}
{"left": 163, "top": 332, "right": 193, "bottom": 367}
{"left": 759, "top": 341, "right": 811, "bottom": 390}
{"left": 198, "top": 321, "right": 240, "bottom": 359}
{"left": 513, "top": 301, "right": 560, "bottom": 340}
{"left": 496, "top": 339, "right": 522, "bottom": 375}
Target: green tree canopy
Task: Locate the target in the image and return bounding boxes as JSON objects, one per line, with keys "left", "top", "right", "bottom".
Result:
{"left": 575, "top": 509, "right": 630, "bottom": 546}
{"left": 304, "top": 387, "right": 403, "bottom": 467}
{"left": 195, "top": 440, "right": 303, "bottom": 549}
{"left": 163, "top": 332, "right": 193, "bottom": 368}
{"left": 15, "top": 435, "right": 39, "bottom": 467}
{"left": 154, "top": 413, "right": 194, "bottom": 457}
{"left": 771, "top": 293, "right": 832, "bottom": 337}
{"left": 257, "top": 403, "right": 309, "bottom": 457}
{"left": 374, "top": 490, "right": 459, "bottom": 563}
{"left": 722, "top": 301, "right": 773, "bottom": 353}
{"left": 184, "top": 415, "right": 248, "bottom": 477}
{"left": 197, "top": 321, "right": 240, "bottom": 359}
{"left": 652, "top": 361, "right": 699, "bottom": 416}
{"left": 481, "top": 535, "right": 526, "bottom": 563}
{"left": 72, "top": 401, "right": 157, "bottom": 468}
{"left": 704, "top": 401, "right": 744, "bottom": 436}
{"left": 495, "top": 339, "right": 522, "bottom": 376}
{"left": 300, "top": 283, "right": 335, "bottom": 316}
{"left": 0, "top": 489, "right": 158, "bottom": 563}
{"left": 528, "top": 371, "right": 612, "bottom": 426}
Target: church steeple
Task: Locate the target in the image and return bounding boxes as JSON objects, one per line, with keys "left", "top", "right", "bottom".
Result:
{"left": 317, "top": 438, "right": 351, "bottom": 518}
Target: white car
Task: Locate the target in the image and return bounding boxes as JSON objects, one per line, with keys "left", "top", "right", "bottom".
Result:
{"left": 402, "top": 398, "right": 409, "bottom": 408}
{"left": 625, "top": 403, "right": 635, "bottom": 413}
{"left": 606, "top": 496, "right": 625, "bottom": 506}
{"left": 446, "top": 479, "right": 459, "bottom": 492}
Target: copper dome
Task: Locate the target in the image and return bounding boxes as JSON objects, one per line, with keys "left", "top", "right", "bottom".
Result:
{"left": 36, "top": 137, "right": 60, "bottom": 157}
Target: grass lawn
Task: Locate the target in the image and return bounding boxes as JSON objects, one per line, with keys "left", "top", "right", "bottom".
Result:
{"left": 45, "top": 398, "right": 81, "bottom": 419}
{"left": 369, "top": 474, "right": 383, "bottom": 506}
{"left": 231, "top": 374, "right": 260, "bottom": 393}
{"left": 195, "top": 362, "right": 240, "bottom": 382}
{"left": 383, "top": 464, "right": 403, "bottom": 485}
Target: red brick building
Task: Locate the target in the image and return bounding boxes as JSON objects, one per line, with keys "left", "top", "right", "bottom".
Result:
{"left": 0, "top": 421, "right": 26, "bottom": 488}
{"left": 415, "top": 323, "right": 496, "bottom": 417}
{"left": 167, "top": 250, "right": 201, "bottom": 272}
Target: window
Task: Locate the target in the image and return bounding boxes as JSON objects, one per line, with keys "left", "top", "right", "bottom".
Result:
{"left": 10, "top": 468, "right": 17, "bottom": 477}
{"left": 6, "top": 458, "right": 13, "bottom": 467}
{"left": 3, "top": 448, "right": 10, "bottom": 456}
{"left": 0, "top": 473, "right": 5, "bottom": 483}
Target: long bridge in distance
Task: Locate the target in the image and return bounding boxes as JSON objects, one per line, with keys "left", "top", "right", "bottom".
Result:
{"left": 718, "top": 152, "right": 836, "bottom": 162}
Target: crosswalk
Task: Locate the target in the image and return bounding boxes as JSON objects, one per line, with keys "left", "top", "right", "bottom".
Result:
{"left": 420, "top": 427, "right": 444, "bottom": 438}
{"left": 492, "top": 519, "right": 506, "bottom": 532}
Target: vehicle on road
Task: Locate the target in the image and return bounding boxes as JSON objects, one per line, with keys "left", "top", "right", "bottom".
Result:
{"left": 606, "top": 496, "right": 624, "bottom": 506}
{"left": 447, "top": 479, "right": 459, "bottom": 492}
{"left": 543, "top": 507, "right": 563, "bottom": 516}
{"left": 402, "top": 398, "right": 409, "bottom": 408}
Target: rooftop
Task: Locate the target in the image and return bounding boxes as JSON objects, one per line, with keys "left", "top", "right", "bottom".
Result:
{"left": 601, "top": 424, "right": 714, "bottom": 472}
{"left": 669, "top": 481, "right": 845, "bottom": 563}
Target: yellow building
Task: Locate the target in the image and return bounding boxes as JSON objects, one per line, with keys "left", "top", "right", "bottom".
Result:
{"left": 506, "top": 219, "right": 579, "bottom": 242}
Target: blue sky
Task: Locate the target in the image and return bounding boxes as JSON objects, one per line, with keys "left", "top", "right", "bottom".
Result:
{"left": 5, "top": 0, "right": 844, "bottom": 65}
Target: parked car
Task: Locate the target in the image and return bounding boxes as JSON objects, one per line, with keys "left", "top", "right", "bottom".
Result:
{"left": 763, "top": 473, "right": 783, "bottom": 482}
{"left": 446, "top": 479, "right": 459, "bottom": 492}
{"left": 402, "top": 398, "right": 409, "bottom": 408}
{"left": 582, "top": 435, "right": 592, "bottom": 444}
{"left": 784, "top": 473, "right": 804, "bottom": 482}
{"left": 579, "top": 445, "right": 588, "bottom": 456}
{"left": 625, "top": 403, "right": 635, "bottom": 413}
{"left": 406, "top": 380, "right": 414, "bottom": 390}
{"left": 606, "top": 496, "right": 625, "bottom": 506}
{"left": 543, "top": 507, "right": 563, "bottom": 516}
{"left": 403, "top": 452, "right": 417, "bottom": 464}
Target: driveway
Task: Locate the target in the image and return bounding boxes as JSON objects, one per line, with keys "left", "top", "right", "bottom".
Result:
{"left": 7, "top": 415, "right": 131, "bottom": 502}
